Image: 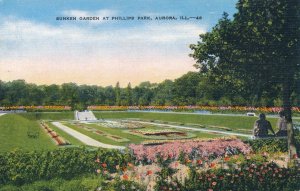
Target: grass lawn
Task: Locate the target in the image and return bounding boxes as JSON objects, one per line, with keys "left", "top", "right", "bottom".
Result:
{"left": 62, "top": 122, "right": 125, "bottom": 146}
{"left": 62, "top": 121, "right": 221, "bottom": 146}
{"left": 0, "top": 114, "right": 56, "bottom": 152}
{"left": 86, "top": 123, "right": 146, "bottom": 144}
{"left": 94, "top": 112, "right": 280, "bottom": 132}
{"left": 18, "top": 112, "right": 74, "bottom": 121}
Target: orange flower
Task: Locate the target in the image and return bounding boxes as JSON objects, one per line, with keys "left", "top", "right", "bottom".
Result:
{"left": 123, "top": 174, "right": 129, "bottom": 180}
{"left": 197, "top": 160, "right": 203, "bottom": 165}
{"left": 224, "top": 157, "right": 230, "bottom": 162}
{"left": 101, "top": 163, "right": 107, "bottom": 168}
{"left": 293, "top": 154, "right": 298, "bottom": 159}
{"left": 127, "top": 162, "right": 134, "bottom": 168}
{"left": 210, "top": 163, "right": 216, "bottom": 168}
{"left": 146, "top": 170, "right": 153, "bottom": 175}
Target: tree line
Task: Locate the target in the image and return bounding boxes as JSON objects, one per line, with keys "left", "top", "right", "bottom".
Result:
{"left": 0, "top": 72, "right": 298, "bottom": 110}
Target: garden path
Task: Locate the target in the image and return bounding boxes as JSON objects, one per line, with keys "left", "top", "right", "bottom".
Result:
{"left": 51, "top": 122, "right": 125, "bottom": 149}
{"left": 0, "top": 113, "right": 6, "bottom": 117}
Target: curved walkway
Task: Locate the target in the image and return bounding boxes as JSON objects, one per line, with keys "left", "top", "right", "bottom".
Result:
{"left": 51, "top": 122, "right": 125, "bottom": 150}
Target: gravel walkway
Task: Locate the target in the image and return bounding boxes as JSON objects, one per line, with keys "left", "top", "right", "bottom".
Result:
{"left": 51, "top": 122, "right": 125, "bottom": 149}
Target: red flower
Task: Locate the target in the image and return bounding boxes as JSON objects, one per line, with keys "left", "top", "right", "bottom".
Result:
{"left": 146, "top": 170, "right": 153, "bottom": 175}
{"left": 123, "top": 174, "right": 129, "bottom": 180}
{"left": 101, "top": 163, "right": 107, "bottom": 168}
{"left": 293, "top": 154, "right": 298, "bottom": 159}
{"left": 210, "top": 163, "right": 216, "bottom": 168}
{"left": 224, "top": 157, "right": 230, "bottom": 162}
{"left": 219, "top": 176, "right": 224, "bottom": 180}
{"left": 197, "top": 160, "right": 203, "bottom": 165}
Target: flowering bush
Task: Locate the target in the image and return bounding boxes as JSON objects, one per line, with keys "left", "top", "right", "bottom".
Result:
{"left": 129, "top": 138, "right": 251, "bottom": 162}
{"left": 0, "top": 148, "right": 134, "bottom": 185}
{"left": 170, "top": 161, "right": 300, "bottom": 191}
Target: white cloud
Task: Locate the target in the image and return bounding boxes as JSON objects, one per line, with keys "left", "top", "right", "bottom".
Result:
{"left": 0, "top": 16, "right": 207, "bottom": 72}
{"left": 0, "top": 16, "right": 206, "bottom": 46}
{"left": 0, "top": 16, "right": 204, "bottom": 85}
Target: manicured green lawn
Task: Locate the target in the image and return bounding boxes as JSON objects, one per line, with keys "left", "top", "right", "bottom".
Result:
{"left": 94, "top": 112, "right": 279, "bottom": 132}
{"left": 0, "top": 114, "right": 56, "bottom": 152}
{"left": 86, "top": 123, "right": 146, "bottom": 144}
{"left": 18, "top": 112, "right": 74, "bottom": 121}
{"left": 89, "top": 123, "right": 220, "bottom": 140}
{"left": 62, "top": 122, "right": 125, "bottom": 146}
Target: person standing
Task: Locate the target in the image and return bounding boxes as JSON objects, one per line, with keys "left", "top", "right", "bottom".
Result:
{"left": 276, "top": 111, "right": 288, "bottom": 137}
{"left": 253, "top": 113, "right": 275, "bottom": 138}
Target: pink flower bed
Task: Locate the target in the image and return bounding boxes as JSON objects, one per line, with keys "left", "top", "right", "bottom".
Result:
{"left": 129, "top": 139, "right": 251, "bottom": 161}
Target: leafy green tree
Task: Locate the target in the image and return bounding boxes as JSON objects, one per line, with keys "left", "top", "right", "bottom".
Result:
{"left": 104, "top": 86, "right": 116, "bottom": 106}
{"left": 44, "top": 84, "right": 61, "bottom": 105}
{"left": 152, "top": 80, "right": 174, "bottom": 105}
{"left": 172, "top": 72, "right": 202, "bottom": 105}
{"left": 61, "top": 83, "right": 79, "bottom": 109}
{"left": 125, "top": 83, "right": 133, "bottom": 106}
{"left": 191, "top": 0, "right": 300, "bottom": 160}
{"left": 115, "top": 82, "right": 121, "bottom": 106}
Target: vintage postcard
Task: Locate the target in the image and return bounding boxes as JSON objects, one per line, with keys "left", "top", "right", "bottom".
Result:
{"left": 0, "top": 0, "right": 299, "bottom": 190}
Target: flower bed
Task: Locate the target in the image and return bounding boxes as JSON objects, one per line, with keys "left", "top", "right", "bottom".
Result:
{"left": 127, "top": 129, "right": 196, "bottom": 140}
{"left": 0, "top": 105, "right": 71, "bottom": 111}
{"left": 129, "top": 138, "right": 251, "bottom": 162}
{"left": 40, "top": 122, "right": 68, "bottom": 146}
{"left": 131, "top": 129, "right": 186, "bottom": 136}
{"left": 73, "top": 123, "right": 130, "bottom": 142}
{"left": 96, "top": 120, "right": 145, "bottom": 129}
{"left": 88, "top": 105, "right": 300, "bottom": 114}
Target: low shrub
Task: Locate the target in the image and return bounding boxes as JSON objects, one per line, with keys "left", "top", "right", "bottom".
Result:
{"left": 0, "top": 148, "right": 133, "bottom": 185}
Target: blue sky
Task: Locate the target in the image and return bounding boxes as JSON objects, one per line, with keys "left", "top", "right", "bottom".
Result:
{"left": 0, "top": 0, "right": 237, "bottom": 86}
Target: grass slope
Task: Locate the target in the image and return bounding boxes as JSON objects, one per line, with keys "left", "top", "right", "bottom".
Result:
{"left": 0, "top": 114, "right": 56, "bottom": 152}
{"left": 18, "top": 112, "right": 74, "bottom": 121}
